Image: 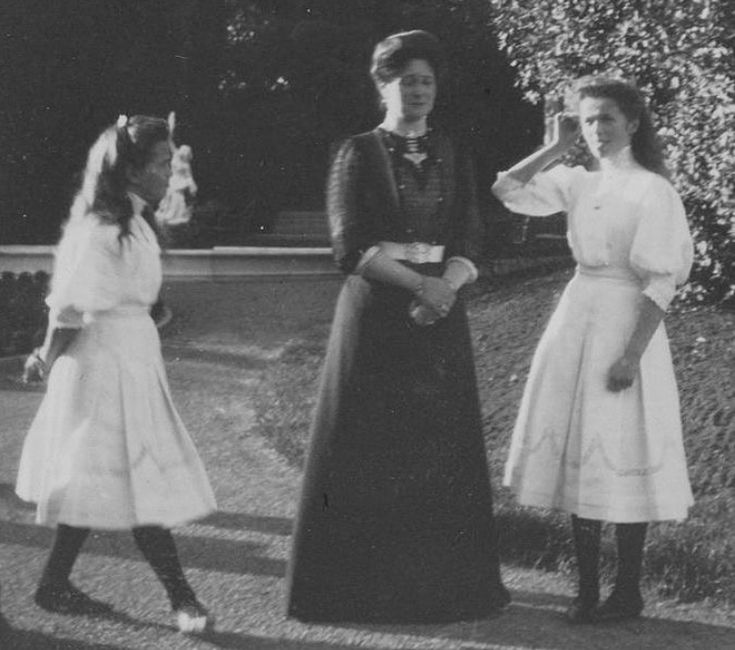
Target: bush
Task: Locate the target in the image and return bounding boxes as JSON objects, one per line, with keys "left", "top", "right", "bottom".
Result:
{"left": 487, "top": 0, "right": 735, "bottom": 304}
{"left": 0, "top": 271, "right": 49, "bottom": 356}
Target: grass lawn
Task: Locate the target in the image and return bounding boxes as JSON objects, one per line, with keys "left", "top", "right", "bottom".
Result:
{"left": 243, "top": 268, "right": 735, "bottom": 607}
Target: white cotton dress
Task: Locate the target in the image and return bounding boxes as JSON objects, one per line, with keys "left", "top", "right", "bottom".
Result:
{"left": 16, "top": 198, "right": 216, "bottom": 529}
{"left": 492, "top": 148, "right": 694, "bottom": 523}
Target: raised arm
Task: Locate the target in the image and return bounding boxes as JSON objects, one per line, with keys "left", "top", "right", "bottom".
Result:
{"left": 492, "top": 114, "right": 583, "bottom": 217}
{"left": 504, "top": 113, "right": 580, "bottom": 185}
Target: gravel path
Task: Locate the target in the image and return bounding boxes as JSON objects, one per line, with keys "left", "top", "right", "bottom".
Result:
{"left": 1, "top": 275, "right": 733, "bottom": 649}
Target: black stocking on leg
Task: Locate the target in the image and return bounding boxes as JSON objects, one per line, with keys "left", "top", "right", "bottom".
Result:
{"left": 595, "top": 522, "right": 647, "bottom": 622}
{"left": 132, "top": 526, "right": 211, "bottom": 633}
{"left": 38, "top": 524, "right": 90, "bottom": 590}
{"left": 566, "top": 515, "right": 601, "bottom": 624}
{"left": 35, "top": 524, "right": 111, "bottom": 614}
{"left": 132, "top": 526, "right": 197, "bottom": 610}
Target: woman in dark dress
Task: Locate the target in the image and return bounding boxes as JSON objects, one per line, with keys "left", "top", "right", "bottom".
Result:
{"left": 286, "top": 30, "right": 510, "bottom": 624}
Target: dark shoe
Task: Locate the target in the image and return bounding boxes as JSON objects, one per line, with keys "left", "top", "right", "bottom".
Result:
{"left": 593, "top": 590, "right": 643, "bottom": 622}
{"left": 565, "top": 595, "right": 599, "bottom": 624}
{"left": 174, "top": 600, "right": 213, "bottom": 634}
{"left": 34, "top": 582, "right": 113, "bottom": 615}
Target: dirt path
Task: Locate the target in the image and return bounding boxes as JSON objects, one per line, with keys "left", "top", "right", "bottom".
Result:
{"left": 1, "top": 274, "right": 733, "bottom": 649}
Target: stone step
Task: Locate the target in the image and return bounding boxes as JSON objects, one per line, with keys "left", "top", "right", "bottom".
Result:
{"left": 0, "top": 245, "right": 337, "bottom": 280}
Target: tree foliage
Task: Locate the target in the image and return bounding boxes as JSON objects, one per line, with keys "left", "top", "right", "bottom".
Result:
{"left": 488, "top": 0, "right": 735, "bottom": 304}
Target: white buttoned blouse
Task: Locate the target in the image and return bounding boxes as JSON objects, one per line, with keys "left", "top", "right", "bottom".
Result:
{"left": 492, "top": 151, "right": 693, "bottom": 310}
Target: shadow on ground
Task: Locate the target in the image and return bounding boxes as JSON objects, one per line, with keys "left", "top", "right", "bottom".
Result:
{"left": 0, "top": 515, "right": 287, "bottom": 579}
{"left": 333, "top": 590, "right": 735, "bottom": 650}
{"left": 202, "top": 510, "right": 293, "bottom": 536}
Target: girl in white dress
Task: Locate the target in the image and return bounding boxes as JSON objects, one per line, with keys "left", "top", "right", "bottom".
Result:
{"left": 492, "top": 77, "right": 694, "bottom": 624}
{"left": 17, "top": 115, "right": 216, "bottom": 633}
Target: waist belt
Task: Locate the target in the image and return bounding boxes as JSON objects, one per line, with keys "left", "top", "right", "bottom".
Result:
{"left": 577, "top": 264, "right": 641, "bottom": 286}
{"left": 378, "top": 241, "right": 445, "bottom": 264}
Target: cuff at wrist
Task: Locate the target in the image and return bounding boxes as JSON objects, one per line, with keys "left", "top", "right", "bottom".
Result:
{"left": 446, "top": 256, "right": 479, "bottom": 283}
{"left": 355, "top": 246, "right": 382, "bottom": 274}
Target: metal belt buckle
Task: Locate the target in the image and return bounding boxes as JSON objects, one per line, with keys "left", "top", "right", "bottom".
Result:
{"left": 405, "top": 242, "right": 431, "bottom": 264}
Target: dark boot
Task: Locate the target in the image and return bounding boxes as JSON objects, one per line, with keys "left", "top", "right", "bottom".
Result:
{"left": 35, "top": 524, "right": 112, "bottom": 615}
{"left": 566, "top": 515, "right": 601, "bottom": 624}
{"left": 595, "top": 522, "right": 647, "bottom": 622}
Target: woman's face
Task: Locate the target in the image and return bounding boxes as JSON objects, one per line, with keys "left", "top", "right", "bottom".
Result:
{"left": 578, "top": 96, "right": 638, "bottom": 160}
{"left": 380, "top": 58, "right": 436, "bottom": 124}
{"left": 128, "top": 140, "right": 173, "bottom": 205}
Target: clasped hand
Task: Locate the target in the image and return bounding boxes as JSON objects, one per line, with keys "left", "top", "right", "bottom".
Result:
{"left": 415, "top": 276, "right": 456, "bottom": 320}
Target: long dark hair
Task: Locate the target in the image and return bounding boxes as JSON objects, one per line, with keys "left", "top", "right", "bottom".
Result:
{"left": 67, "top": 115, "right": 170, "bottom": 239}
{"left": 573, "top": 76, "right": 669, "bottom": 178}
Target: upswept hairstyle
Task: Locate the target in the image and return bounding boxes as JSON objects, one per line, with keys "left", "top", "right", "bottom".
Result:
{"left": 370, "top": 29, "right": 447, "bottom": 88}
{"left": 67, "top": 115, "right": 170, "bottom": 238}
{"left": 572, "top": 76, "right": 669, "bottom": 178}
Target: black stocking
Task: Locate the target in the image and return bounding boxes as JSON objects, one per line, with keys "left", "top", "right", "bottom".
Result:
{"left": 571, "top": 515, "right": 601, "bottom": 604}
{"left": 613, "top": 522, "right": 647, "bottom": 599}
{"left": 39, "top": 524, "right": 91, "bottom": 589}
{"left": 132, "top": 526, "right": 196, "bottom": 610}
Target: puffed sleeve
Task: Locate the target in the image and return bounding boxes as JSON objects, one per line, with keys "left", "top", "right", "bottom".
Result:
{"left": 629, "top": 176, "right": 693, "bottom": 311}
{"left": 327, "top": 138, "right": 377, "bottom": 274}
{"left": 46, "top": 220, "right": 124, "bottom": 327}
{"left": 492, "top": 164, "right": 586, "bottom": 216}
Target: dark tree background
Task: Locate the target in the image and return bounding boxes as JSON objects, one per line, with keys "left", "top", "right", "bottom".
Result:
{"left": 0, "top": 0, "right": 539, "bottom": 247}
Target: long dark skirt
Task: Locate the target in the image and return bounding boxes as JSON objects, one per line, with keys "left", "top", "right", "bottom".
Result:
{"left": 286, "top": 267, "right": 510, "bottom": 623}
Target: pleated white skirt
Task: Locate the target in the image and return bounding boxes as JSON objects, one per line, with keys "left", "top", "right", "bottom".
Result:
{"left": 503, "top": 268, "right": 693, "bottom": 522}
{"left": 16, "top": 308, "right": 216, "bottom": 529}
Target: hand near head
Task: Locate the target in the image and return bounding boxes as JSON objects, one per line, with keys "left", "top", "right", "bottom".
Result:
{"left": 547, "top": 113, "right": 580, "bottom": 152}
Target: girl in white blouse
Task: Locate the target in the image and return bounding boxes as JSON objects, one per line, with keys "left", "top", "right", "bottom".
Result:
{"left": 492, "top": 77, "right": 694, "bottom": 624}
{"left": 17, "top": 115, "right": 215, "bottom": 634}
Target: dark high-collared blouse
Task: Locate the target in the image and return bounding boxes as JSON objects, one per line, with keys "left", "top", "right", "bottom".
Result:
{"left": 327, "top": 127, "right": 482, "bottom": 273}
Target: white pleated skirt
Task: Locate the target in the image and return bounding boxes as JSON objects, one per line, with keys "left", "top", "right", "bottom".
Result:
{"left": 503, "top": 267, "right": 693, "bottom": 522}
{"left": 16, "top": 308, "right": 216, "bottom": 529}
